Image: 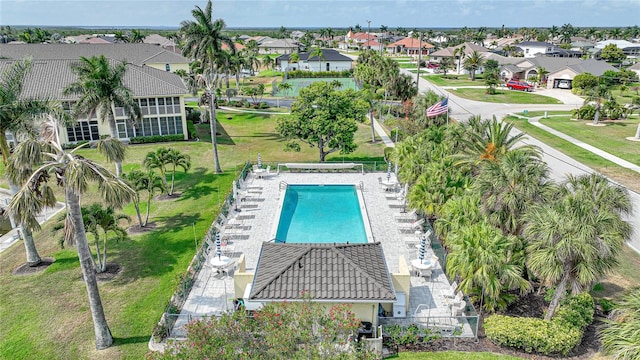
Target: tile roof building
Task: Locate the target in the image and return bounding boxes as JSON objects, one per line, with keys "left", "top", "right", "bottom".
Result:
{"left": 249, "top": 242, "right": 396, "bottom": 302}
{"left": 276, "top": 49, "right": 353, "bottom": 72}
{"left": 0, "top": 43, "right": 190, "bottom": 144}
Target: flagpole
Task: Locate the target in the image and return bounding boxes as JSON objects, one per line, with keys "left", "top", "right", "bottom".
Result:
{"left": 446, "top": 95, "right": 449, "bottom": 126}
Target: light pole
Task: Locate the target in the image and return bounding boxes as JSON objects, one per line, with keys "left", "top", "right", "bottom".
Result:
{"left": 367, "top": 20, "right": 371, "bottom": 51}
{"left": 416, "top": 32, "right": 422, "bottom": 91}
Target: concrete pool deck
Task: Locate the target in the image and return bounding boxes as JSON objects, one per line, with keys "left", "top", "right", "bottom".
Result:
{"left": 173, "top": 171, "right": 471, "bottom": 338}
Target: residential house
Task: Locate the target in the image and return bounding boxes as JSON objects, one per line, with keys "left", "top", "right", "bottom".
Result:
{"left": 515, "top": 41, "right": 580, "bottom": 58}
{"left": 594, "top": 39, "right": 640, "bottom": 58}
{"left": 386, "top": 37, "right": 434, "bottom": 56}
{"left": 0, "top": 44, "right": 190, "bottom": 144}
{"left": 629, "top": 62, "right": 640, "bottom": 77}
{"left": 0, "top": 43, "right": 190, "bottom": 73}
{"left": 276, "top": 49, "right": 353, "bottom": 72}
{"left": 499, "top": 56, "right": 583, "bottom": 82}
{"left": 238, "top": 242, "right": 400, "bottom": 328}
{"left": 256, "top": 38, "right": 301, "bottom": 54}
{"left": 429, "top": 42, "right": 491, "bottom": 73}
{"left": 340, "top": 30, "right": 376, "bottom": 50}
{"left": 143, "top": 34, "right": 178, "bottom": 53}
{"left": 546, "top": 58, "right": 617, "bottom": 89}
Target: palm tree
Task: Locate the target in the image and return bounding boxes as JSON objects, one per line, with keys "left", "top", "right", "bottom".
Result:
{"left": 288, "top": 52, "right": 300, "bottom": 70}
{"left": 474, "top": 148, "right": 549, "bottom": 236}
{"left": 0, "top": 57, "right": 59, "bottom": 266}
{"left": 278, "top": 82, "right": 292, "bottom": 98}
{"left": 524, "top": 174, "right": 632, "bottom": 320}
{"left": 129, "top": 29, "right": 145, "bottom": 43}
{"left": 63, "top": 55, "right": 141, "bottom": 177}
{"left": 180, "top": 0, "right": 235, "bottom": 174}
{"left": 166, "top": 148, "right": 191, "bottom": 196}
{"left": 310, "top": 47, "right": 325, "bottom": 72}
{"left": 463, "top": 50, "right": 484, "bottom": 81}
{"left": 261, "top": 54, "right": 275, "bottom": 71}
{"left": 600, "top": 288, "right": 640, "bottom": 360}
{"left": 455, "top": 116, "right": 538, "bottom": 166}
{"left": 439, "top": 57, "right": 454, "bottom": 76}
{"left": 143, "top": 147, "right": 171, "bottom": 190}
{"left": 124, "top": 170, "right": 165, "bottom": 227}
{"left": 7, "top": 116, "right": 134, "bottom": 349}
{"left": 81, "top": 204, "right": 130, "bottom": 273}
{"left": 453, "top": 45, "right": 466, "bottom": 74}
{"left": 446, "top": 221, "right": 530, "bottom": 312}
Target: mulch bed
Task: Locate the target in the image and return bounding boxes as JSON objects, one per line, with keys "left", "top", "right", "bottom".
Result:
{"left": 12, "top": 257, "right": 55, "bottom": 275}
{"left": 156, "top": 193, "right": 182, "bottom": 201}
{"left": 96, "top": 263, "right": 122, "bottom": 282}
{"left": 127, "top": 222, "right": 157, "bottom": 234}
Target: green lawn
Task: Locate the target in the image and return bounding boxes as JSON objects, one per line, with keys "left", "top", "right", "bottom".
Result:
{"left": 393, "top": 351, "right": 522, "bottom": 359}
{"left": 517, "top": 110, "right": 572, "bottom": 117}
{"left": 449, "top": 88, "right": 562, "bottom": 104}
{"left": 424, "top": 75, "right": 487, "bottom": 87}
{"left": 0, "top": 111, "right": 385, "bottom": 359}
{"left": 398, "top": 62, "right": 418, "bottom": 69}
{"left": 506, "top": 115, "right": 640, "bottom": 193}
{"left": 539, "top": 116, "right": 640, "bottom": 166}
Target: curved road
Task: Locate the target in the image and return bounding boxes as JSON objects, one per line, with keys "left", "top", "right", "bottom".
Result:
{"left": 402, "top": 69, "right": 640, "bottom": 253}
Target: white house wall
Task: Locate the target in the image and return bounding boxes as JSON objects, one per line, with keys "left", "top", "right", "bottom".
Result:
{"left": 546, "top": 68, "right": 579, "bottom": 89}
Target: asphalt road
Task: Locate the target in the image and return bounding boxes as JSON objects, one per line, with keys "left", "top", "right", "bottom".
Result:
{"left": 403, "top": 69, "right": 640, "bottom": 253}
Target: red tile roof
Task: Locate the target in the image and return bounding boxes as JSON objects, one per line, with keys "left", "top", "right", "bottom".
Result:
{"left": 387, "top": 37, "right": 434, "bottom": 49}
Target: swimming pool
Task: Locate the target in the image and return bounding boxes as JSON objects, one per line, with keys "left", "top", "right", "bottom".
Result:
{"left": 272, "top": 184, "right": 372, "bottom": 244}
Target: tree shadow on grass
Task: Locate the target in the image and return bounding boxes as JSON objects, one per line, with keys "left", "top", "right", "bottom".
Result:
{"left": 113, "top": 336, "right": 151, "bottom": 346}
{"left": 230, "top": 132, "right": 282, "bottom": 141}
{"left": 177, "top": 167, "right": 219, "bottom": 202}
{"left": 195, "top": 121, "right": 236, "bottom": 145}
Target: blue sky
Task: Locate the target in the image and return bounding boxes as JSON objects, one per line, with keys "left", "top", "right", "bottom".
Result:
{"left": 2, "top": 0, "right": 639, "bottom": 28}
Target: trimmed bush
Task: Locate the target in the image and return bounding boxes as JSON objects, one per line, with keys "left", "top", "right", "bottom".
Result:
{"left": 485, "top": 293, "right": 595, "bottom": 356}
{"left": 130, "top": 134, "right": 185, "bottom": 144}
{"left": 284, "top": 69, "right": 353, "bottom": 79}
{"left": 485, "top": 315, "right": 581, "bottom": 355}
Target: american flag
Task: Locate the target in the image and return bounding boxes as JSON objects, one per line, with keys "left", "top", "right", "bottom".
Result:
{"left": 426, "top": 98, "right": 448, "bottom": 118}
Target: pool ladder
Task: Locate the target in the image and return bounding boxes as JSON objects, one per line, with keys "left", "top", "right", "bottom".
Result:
{"left": 279, "top": 181, "right": 288, "bottom": 191}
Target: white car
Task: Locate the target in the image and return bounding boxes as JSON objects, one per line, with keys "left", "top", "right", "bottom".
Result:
{"left": 558, "top": 80, "right": 571, "bottom": 89}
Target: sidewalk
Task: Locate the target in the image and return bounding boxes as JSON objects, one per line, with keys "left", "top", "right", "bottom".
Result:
{"left": 511, "top": 113, "right": 640, "bottom": 174}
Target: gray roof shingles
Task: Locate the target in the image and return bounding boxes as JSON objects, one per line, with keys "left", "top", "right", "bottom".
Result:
{"left": 0, "top": 58, "right": 188, "bottom": 100}
{"left": 250, "top": 242, "right": 396, "bottom": 302}
{"left": 0, "top": 43, "right": 188, "bottom": 65}
{"left": 276, "top": 49, "right": 352, "bottom": 62}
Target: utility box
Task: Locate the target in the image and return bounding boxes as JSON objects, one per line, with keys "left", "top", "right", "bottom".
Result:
{"left": 393, "top": 292, "right": 406, "bottom": 318}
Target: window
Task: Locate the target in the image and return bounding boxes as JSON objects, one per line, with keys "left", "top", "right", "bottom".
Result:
{"left": 66, "top": 120, "right": 99, "bottom": 142}
{"left": 165, "top": 64, "right": 171, "bottom": 72}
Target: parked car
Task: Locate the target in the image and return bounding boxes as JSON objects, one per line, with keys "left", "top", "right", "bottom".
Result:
{"left": 557, "top": 80, "right": 571, "bottom": 89}
{"left": 427, "top": 63, "right": 439, "bottom": 69}
{"left": 506, "top": 80, "right": 532, "bottom": 92}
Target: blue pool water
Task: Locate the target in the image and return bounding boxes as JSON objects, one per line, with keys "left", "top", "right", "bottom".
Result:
{"left": 275, "top": 185, "right": 368, "bottom": 244}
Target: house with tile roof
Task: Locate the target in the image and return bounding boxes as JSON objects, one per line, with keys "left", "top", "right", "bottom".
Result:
{"left": 594, "top": 40, "right": 640, "bottom": 59}
{"left": 276, "top": 49, "right": 353, "bottom": 72}
{"left": 239, "top": 242, "right": 400, "bottom": 327}
{"left": 515, "top": 41, "right": 581, "bottom": 58}
{"left": 499, "top": 56, "right": 584, "bottom": 82}
{"left": 256, "top": 38, "right": 301, "bottom": 54}
{"left": 0, "top": 44, "right": 189, "bottom": 144}
{"left": 386, "top": 37, "right": 434, "bottom": 56}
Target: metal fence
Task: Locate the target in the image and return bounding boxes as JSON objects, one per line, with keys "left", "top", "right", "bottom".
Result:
{"left": 379, "top": 309, "right": 479, "bottom": 339}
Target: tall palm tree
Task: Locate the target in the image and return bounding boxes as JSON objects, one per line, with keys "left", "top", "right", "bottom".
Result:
{"left": 524, "top": 174, "right": 632, "bottom": 320}
{"left": 474, "top": 148, "right": 549, "bottom": 236}
{"left": 166, "top": 148, "right": 191, "bottom": 196}
{"left": 63, "top": 55, "right": 141, "bottom": 177}
{"left": 278, "top": 82, "right": 292, "bottom": 98}
{"left": 310, "top": 47, "right": 325, "bottom": 72}
{"left": 463, "top": 50, "right": 484, "bottom": 81}
{"left": 261, "top": 54, "right": 275, "bottom": 71}
{"left": 180, "top": 0, "right": 235, "bottom": 174}
{"left": 7, "top": 116, "right": 134, "bottom": 349}
{"left": 0, "top": 57, "right": 59, "bottom": 266}
{"left": 453, "top": 45, "right": 466, "bottom": 74}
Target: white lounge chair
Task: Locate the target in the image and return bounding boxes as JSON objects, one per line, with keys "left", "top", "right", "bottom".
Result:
{"left": 398, "top": 218, "right": 425, "bottom": 233}
{"left": 394, "top": 209, "right": 418, "bottom": 221}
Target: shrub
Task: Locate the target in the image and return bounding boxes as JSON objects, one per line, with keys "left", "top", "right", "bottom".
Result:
{"left": 284, "top": 69, "right": 354, "bottom": 79}
{"left": 485, "top": 293, "right": 594, "bottom": 356}
{"left": 572, "top": 104, "right": 596, "bottom": 120}
{"left": 485, "top": 315, "right": 581, "bottom": 355}
{"left": 129, "top": 134, "right": 185, "bottom": 144}
{"left": 186, "top": 120, "right": 197, "bottom": 140}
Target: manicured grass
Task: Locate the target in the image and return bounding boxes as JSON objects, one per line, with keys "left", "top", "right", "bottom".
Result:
{"left": 449, "top": 88, "right": 562, "bottom": 104}
{"left": 540, "top": 116, "right": 640, "bottom": 166}
{"left": 398, "top": 62, "right": 418, "bottom": 69}
{"left": 393, "top": 351, "right": 523, "bottom": 359}
{"left": 0, "top": 111, "right": 385, "bottom": 359}
{"left": 506, "top": 115, "right": 640, "bottom": 193}
{"left": 593, "top": 245, "right": 640, "bottom": 299}
{"left": 424, "top": 74, "right": 487, "bottom": 87}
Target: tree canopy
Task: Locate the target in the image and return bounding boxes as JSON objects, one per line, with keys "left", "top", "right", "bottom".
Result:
{"left": 277, "top": 82, "right": 368, "bottom": 162}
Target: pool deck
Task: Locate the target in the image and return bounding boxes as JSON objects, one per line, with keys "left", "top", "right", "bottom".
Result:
{"left": 174, "top": 171, "right": 469, "bottom": 337}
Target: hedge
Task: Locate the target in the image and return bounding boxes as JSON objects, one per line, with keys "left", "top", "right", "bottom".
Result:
{"left": 284, "top": 69, "right": 353, "bottom": 79}
{"left": 484, "top": 293, "right": 594, "bottom": 356}
{"left": 129, "top": 134, "right": 185, "bottom": 144}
